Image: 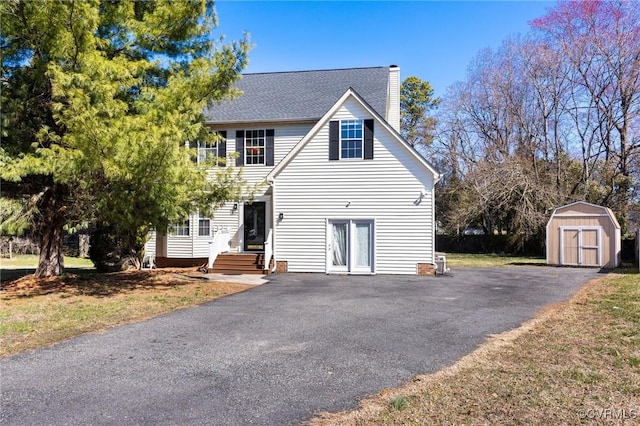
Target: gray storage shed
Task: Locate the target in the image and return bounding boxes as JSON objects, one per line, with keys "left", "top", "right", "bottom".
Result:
{"left": 546, "top": 201, "right": 621, "bottom": 268}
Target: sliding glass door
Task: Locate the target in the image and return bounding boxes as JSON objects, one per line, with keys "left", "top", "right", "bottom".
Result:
{"left": 328, "top": 220, "right": 374, "bottom": 274}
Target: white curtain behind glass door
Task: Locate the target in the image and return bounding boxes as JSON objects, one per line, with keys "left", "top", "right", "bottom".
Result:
{"left": 332, "top": 223, "right": 347, "bottom": 266}
{"left": 355, "top": 222, "right": 371, "bottom": 267}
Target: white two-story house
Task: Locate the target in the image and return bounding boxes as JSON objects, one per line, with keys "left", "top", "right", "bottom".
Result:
{"left": 146, "top": 66, "right": 440, "bottom": 275}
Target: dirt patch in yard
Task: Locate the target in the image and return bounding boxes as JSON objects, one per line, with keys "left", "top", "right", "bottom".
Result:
{"left": 0, "top": 268, "right": 253, "bottom": 356}
{"left": 1, "top": 268, "right": 215, "bottom": 299}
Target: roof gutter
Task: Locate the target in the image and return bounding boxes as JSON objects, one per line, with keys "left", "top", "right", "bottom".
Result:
{"left": 204, "top": 118, "right": 319, "bottom": 127}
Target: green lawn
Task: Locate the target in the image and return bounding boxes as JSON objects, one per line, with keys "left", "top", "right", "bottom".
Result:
{"left": 445, "top": 252, "right": 546, "bottom": 268}
{"left": 0, "top": 254, "right": 94, "bottom": 269}
{"left": 1, "top": 255, "right": 95, "bottom": 283}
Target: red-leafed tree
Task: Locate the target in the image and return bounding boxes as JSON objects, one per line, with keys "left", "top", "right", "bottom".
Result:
{"left": 430, "top": 0, "right": 640, "bottom": 245}
{"left": 531, "top": 0, "right": 640, "bottom": 232}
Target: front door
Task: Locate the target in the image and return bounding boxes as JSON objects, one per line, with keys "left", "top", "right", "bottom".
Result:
{"left": 244, "top": 202, "right": 266, "bottom": 251}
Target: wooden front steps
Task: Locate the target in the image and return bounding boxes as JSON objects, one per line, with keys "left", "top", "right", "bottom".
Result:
{"left": 209, "top": 253, "right": 270, "bottom": 275}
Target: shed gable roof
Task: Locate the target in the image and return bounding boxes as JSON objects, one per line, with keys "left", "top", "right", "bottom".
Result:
{"left": 547, "top": 201, "right": 621, "bottom": 229}
{"left": 267, "top": 88, "right": 440, "bottom": 182}
{"left": 203, "top": 67, "right": 389, "bottom": 124}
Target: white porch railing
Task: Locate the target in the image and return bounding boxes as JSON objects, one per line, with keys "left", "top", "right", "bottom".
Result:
{"left": 264, "top": 228, "right": 273, "bottom": 273}
{"left": 140, "top": 254, "right": 155, "bottom": 270}
{"left": 208, "top": 227, "right": 231, "bottom": 269}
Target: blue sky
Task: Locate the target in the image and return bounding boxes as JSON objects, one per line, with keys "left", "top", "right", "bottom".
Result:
{"left": 214, "top": 0, "right": 555, "bottom": 97}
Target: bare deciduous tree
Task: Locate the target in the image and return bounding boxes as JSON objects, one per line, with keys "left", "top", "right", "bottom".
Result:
{"left": 429, "top": 0, "right": 640, "bottom": 245}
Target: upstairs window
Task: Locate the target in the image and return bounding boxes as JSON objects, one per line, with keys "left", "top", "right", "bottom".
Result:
{"left": 340, "top": 120, "right": 363, "bottom": 159}
{"left": 235, "top": 129, "right": 275, "bottom": 167}
{"left": 198, "top": 140, "right": 218, "bottom": 163}
{"left": 197, "top": 131, "right": 226, "bottom": 166}
{"left": 245, "top": 130, "right": 265, "bottom": 165}
{"left": 329, "top": 119, "right": 374, "bottom": 161}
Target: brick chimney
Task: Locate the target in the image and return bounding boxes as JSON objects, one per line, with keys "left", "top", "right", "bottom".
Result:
{"left": 387, "top": 65, "right": 401, "bottom": 132}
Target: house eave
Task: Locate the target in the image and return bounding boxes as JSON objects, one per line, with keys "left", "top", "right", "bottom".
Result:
{"left": 267, "top": 88, "right": 441, "bottom": 182}
{"left": 204, "top": 118, "right": 319, "bottom": 127}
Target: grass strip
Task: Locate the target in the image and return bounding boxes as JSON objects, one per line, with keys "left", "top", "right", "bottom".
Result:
{"left": 0, "top": 254, "right": 94, "bottom": 270}
{"left": 445, "top": 253, "right": 546, "bottom": 268}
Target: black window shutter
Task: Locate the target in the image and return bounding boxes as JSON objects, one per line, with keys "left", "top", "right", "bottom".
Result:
{"left": 364, "top": 119, "right": 374, "bottom": 160}
{"left": 217, "top": 131, "right": 227, "bottom": 166}
{"left": 266, "top": 129, "right": 275, "bottom": 166}
{"left": 235, "top": 130, "right": 244, "bottom": 167}
{"left": 329, "top": 121, "right": 339, "bottom": 160}
{"left": 188, "top": 140, "right": 198, "bottom": 163}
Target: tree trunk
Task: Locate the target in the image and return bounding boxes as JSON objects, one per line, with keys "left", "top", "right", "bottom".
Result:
{"left": 34, "top": 183, "right": 67, "bottom": 277}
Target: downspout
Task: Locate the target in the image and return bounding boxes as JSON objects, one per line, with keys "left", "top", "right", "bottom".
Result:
{"left": 432, "top": 173, "right": 441, "bottom": 270}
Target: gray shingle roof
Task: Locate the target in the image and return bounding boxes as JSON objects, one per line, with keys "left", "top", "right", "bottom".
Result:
{"left": 203, "top": 67, "right": 389, "bottom": 124}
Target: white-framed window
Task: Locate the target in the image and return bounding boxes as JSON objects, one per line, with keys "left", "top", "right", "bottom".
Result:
{"left": 245, "top": 129, "right": 265, "bottom": 165}
{"left": 171, "top": 219, "right": 190, "bottom": 236}
{"left": 197, "top": 131, "right": 226, "bottom": 165}
{"left": 340, "top": 120, "right": 363, "bottom": 159}
{"left": 197, "top": 140, "right": 218, "bottom": 164}
{"left": 198, "top": 217, "right": 211, "bottom": 237}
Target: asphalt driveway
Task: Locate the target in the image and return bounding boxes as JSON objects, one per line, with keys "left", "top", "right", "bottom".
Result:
{"left": 1, "top": 267, "right": 600, "bottom": 425}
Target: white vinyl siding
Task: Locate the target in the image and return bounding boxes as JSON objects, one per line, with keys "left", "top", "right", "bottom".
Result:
{"left": 221, "top": 123, "right": 313, "bottom": 188}
{"left": 387, "top": 66, "right": 401, "bottom": 131}
{"left": 143, "top": 231, "right": 157, "bottom": 256}
{"left": 164, "top": 210, "right": 236, "bottom": 258}
{"left": 167, "top": 221, "right": 193, "bottom": 257}
{"left": 211, "top": 203, "right": 241, "bottom": 252}
{"left": 274, "top": 99, "right": 435, "bottom": 274}
{"left": 156, "top": 123, "right": 312, "bottom": 258}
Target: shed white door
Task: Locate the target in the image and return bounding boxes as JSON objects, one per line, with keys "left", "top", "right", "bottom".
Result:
{"left": 328, "top": 220, "right": 374, "bottom": 274}
{"left": 560, "top": 227, "right": 601, "bottom": 267}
